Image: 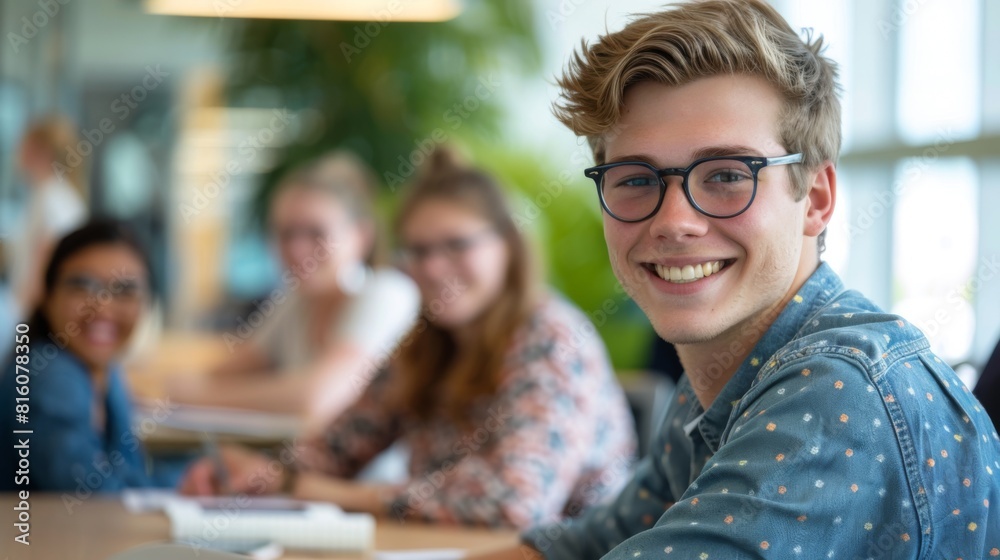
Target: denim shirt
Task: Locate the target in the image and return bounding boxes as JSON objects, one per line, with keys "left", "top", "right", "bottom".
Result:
{"left": 525, "top": 263, "right": 1000, "bottom": 559}
{"left": 1, "top": 347, "right": 182, "bottom": 492}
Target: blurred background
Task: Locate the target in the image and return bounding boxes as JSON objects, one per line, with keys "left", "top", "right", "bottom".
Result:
{"left": 0, "top": 0, "right": 998, "bottom": 381}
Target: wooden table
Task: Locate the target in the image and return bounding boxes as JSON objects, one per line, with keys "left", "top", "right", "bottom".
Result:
{"left": 0, "top": 494, "right": 518, "bottom": 559}
{"left": 125, "top": 331, "right": 231, "bottom": 400}
{"left": 126, "top": 332, "right": 299, "bottom": 452}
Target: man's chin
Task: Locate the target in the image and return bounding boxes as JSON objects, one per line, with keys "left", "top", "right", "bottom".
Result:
{"left": 649, "top": 313, "right": 722, "bottom": 346}
{"left": 653, "top": 329, "right": 717, "bottom": 346}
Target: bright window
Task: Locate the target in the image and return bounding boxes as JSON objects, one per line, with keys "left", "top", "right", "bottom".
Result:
{"left": 896, "top": 1, "right": 981, "bottom": 144}
{"left": 891, "top": 157, "right": 979, "bottom": 363}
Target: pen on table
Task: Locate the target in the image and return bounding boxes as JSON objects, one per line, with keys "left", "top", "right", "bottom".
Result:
{"left": 201, "top": 431, "right": 231, "bottom": 494}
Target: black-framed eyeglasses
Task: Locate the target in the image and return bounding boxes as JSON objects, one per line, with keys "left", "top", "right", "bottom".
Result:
{"left": 584, "top": 153, "right": 803, "bottom": 223}
{"left": 397, "top": 229, "right": 497, "bottom": 266}
{"left": 59, "top": 274, "right": 147, "bottom": 305}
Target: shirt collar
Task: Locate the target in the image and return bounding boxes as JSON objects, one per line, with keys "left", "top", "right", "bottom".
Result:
{"left": 696, "top": 262, "right": 845, "bottom": 451}
{"left": 48, "top": 346, "right": 124, "bottom": 390}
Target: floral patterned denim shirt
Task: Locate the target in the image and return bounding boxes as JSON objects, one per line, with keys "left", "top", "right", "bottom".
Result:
{"left": 525, "top": 263, "right": 1000, "bottom": 559}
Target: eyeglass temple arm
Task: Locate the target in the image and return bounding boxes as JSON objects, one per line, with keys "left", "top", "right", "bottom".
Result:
{"left": 765, "top": 153, "right": 803, "bottom": 166}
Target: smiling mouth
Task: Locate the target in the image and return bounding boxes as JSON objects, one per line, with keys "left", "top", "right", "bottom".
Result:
{"left": 644, "top": 259, "right": 735, "bottom": 284}
{"left": 85, "top": 320, "right": 120, "bottom": 346}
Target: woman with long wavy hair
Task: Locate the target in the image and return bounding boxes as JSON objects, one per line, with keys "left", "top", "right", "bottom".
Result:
{"left": 181, "top": 147, "right": 636, "bottom": 529}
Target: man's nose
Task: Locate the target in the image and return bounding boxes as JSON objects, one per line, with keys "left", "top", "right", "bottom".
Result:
{"left": 646, "top": 176, "right": 711, "bottom": 241}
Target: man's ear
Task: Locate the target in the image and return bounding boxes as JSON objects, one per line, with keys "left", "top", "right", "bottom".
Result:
{"left": 803, "top": 161, "right": 836, "bottom": 237}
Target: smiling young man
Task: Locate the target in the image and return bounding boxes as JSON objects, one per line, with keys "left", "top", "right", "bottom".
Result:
{"left": 475, "top": 1, "right": 1000, "bottom": 558}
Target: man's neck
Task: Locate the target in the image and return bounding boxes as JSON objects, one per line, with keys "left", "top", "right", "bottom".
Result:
{"left": 676, "top": 263, "right": 819, "bottom": 409}
{"left": 675, "top": 321, "right": 765, "bottom": 411}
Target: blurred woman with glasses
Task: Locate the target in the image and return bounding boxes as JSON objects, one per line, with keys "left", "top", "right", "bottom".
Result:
{"left": 0, "top": 220, "right": 182, "bottom": 491}
{"left": 180, "top": 147, "right": 637, "bottom": 529}
{"left": 169, "top": 151, "right": 420, "bottom": 434}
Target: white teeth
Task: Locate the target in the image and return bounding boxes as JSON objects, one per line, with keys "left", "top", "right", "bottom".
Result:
{"left": 653, "top": 260, "right": 727, "bottom": 284}
{"left": 86, "top": 321, "right": 118, "bottom": 344}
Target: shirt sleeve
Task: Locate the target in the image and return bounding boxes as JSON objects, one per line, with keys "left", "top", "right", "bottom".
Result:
{"left": 386, "top": 339, "right": 618, "bottom": 530}
{"left": 30, "top": 361, "right": 151, "bottom": 492}
{"left": 523, "top": 417, "right": 677, "bottom": 557}
{"left": 540, "top": 355, "right": 921, "bottom": 559}
{"left": 39, "top": 181, "right": 86, "bottom": 238}
{"left": 296, "top": 367, "right": 404, "bottom": 478}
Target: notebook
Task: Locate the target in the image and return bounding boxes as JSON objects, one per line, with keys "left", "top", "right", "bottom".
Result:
{"left": 165, "top": 496, "right": 373, "bottom": 552}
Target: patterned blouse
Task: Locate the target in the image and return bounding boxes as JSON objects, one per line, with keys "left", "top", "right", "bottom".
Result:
{"left": 297, "top": 294, "right": 637, "bottom": 529}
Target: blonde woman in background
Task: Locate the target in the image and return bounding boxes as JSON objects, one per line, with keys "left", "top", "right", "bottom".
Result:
{"left": 169, "top": 152, "right": 420, "bottom": 434}
{"left": 8, "top": 116, "right": 88, "bottom": 319}
{"left": 180, "top": 147, "right": 636, "bottom": 530}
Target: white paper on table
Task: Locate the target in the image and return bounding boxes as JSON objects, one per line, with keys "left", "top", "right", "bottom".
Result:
{"left": 123, "top": 489, "right": 338, "bottom": 514}
{"left": 167, "top": 499, "right": 371, "bottom": 552}
{"left": 123, "top": 488, "right": 177, "bottom": 513}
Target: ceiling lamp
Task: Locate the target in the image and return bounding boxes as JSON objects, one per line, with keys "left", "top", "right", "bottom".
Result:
{"left": 146, "top": 0, "right": 461, "bottom": 22}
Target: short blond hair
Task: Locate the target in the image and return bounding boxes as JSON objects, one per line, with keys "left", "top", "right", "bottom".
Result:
{"left": 555, "top": 0, "right": 841, "bottom": 200}
{"left": 21, "top": 115, "right": 88, "bottom": 198}
{"left": 273, "top": 150, "right": 382, "bottom": 264}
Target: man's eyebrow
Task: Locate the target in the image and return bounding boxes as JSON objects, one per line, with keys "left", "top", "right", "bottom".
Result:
{"left": 691, "top": 145, "right": 764, "bottom": 159}
{"left": 605, "top": 145, "right": 766, "bottom": 166}
{"left": 605, "top": 154, "right": 659, "bottom": 165}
